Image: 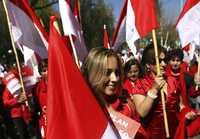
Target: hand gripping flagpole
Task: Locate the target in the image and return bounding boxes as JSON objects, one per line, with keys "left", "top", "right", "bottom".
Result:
{"left": 2, "top": 0, "right": 29, "bottom": 107}
{"left": 152, "top": 29, "right": 170, "bottom": 138}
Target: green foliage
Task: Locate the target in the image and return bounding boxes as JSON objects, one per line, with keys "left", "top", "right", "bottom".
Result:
{"left": 80, "top": 0, "right": 114, "bottom": 50}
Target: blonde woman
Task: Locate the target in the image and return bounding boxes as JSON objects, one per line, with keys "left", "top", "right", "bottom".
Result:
{"left": 82, "top": 47, "right": 148, "bottom": 139}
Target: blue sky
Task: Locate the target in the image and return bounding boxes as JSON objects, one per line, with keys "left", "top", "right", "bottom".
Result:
{"left": 105, "top": 0, "right": 186, "bottom": 24}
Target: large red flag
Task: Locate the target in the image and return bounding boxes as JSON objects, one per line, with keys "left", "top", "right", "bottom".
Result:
{"left": 111, "top": 0, "right": 159, "bottom": 55}
{"left": 176, "top": 0, "right": 200, "bottom": 48}
{"left": 104, "top": 24, "right": 111, "bottom": 49}
{"left": 47, "top": 16, "right": 118, "bottom": 139}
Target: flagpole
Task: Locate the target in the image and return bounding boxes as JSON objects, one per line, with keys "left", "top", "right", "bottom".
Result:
{"left": 196, "top": 52, "right": 200, "bottom": 90}
{"left": 69, "top": 35, "right": 80, "bottom": 68}
{"left": 53, "top": 20, "right": 80, "bottom": 68}
{"left": 152, "top": 29, "right": 170, "bottom": 138}
{"left": 104, "top": 24, "right": 110, "bottom": 49}
{"left": 2, "top": 0, "right": 29, "bottom": 107}
{"left": 164, "top": 32, "right": 169, "bottom": 48}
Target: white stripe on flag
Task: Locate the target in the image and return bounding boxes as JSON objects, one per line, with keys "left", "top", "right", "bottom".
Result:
{"left": 126, "top": 0, "right": 140, "bottom": 55}
{"left": 176, "top": 2, "right": 200, "bottom": 47}
{"left": 101, "top": 123, "right": 118, "bottom": 139}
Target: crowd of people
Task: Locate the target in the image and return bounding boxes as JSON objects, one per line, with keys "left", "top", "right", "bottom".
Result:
{"left": 0, "top": 43, "right": 200, "bottom": 139}
{"left": 0, "top": 60, "right": 48, "bottom": 139}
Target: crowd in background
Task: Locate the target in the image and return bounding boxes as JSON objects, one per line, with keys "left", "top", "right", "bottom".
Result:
{"left": 0, "top": 43, "right": 200, "bottom": 139}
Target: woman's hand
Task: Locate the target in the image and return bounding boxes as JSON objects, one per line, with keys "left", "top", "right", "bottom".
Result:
{"left": 194, "top": 73, "right": 200, "bottom": 85}
{"left": 152, "top": 76, "right": 166, "bottom": 90}
{"left": 17, "top": 93, "right": 27, "bottom": 104}
{"left": 185, "top": 111, "right": 197, "bottom": 120}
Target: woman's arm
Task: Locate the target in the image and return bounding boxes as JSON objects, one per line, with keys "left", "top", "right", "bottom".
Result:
{"left": 132, "top": 88, "right": 158, "bottom": 117}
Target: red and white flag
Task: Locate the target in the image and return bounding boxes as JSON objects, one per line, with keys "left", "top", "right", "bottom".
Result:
{"left": 59, "top": 0, "right": 88, "bottom": 62}
{"left": 111, "top": 0, "right": 159, "bottom": 55}
{"left": 6, "top": 0, "right": 48, "bottom": 77}
{"left": 176, "top": 0, "right": 200, "bottom": 48}
{"left": 104, "top": 24, "right": 111, "bottom": 49}
{"left": 47, "top": 16, "right": 118, "bottom": 139}
{"left": 8, "top": 0, "right": 48, "bottom": 58}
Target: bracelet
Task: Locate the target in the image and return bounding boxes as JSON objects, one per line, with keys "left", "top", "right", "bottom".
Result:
{"left": 147, "top": 90, "right": 158, "bottom": 99}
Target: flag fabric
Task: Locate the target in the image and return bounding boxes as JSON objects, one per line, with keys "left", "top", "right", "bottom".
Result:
{"left": 47, "top": 16, "right": 118, "bottom": 139}
{"left": 6, "top": 0, "right": 48, "bottom": 79}
{"left": 6, "top": 0, "right": 48, "bottom": 61}
{"left": 104, "top": 25, "right": 111, "bottom": 49}
{"left": 176, "top": 0, "right": 200, "bottom": 48}
{"left": 111, "top": 0, "right": 159, "bottom": 55}
{"left": 59, "top": 0, "right": 88, "bottom": 62}
{"left": 8, "top": 0, "right": 48, "bottom": 54}
{"left": 182, "top": 43, "right": 196, "bottom": 63}
{"left": 73, "top": 0, "right": 81, "bottom": 23}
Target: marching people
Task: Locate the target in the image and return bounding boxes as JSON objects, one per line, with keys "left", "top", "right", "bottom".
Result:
{"left": 35, "top": 59, "right": 48, "bottom": 139}
{"left": 131, "top": 44, "right": 181, "bottom": 139}
{"left": 166, "top": 48, "right": 200, "bottom": 138}
{"left": 2, "top": 66, "right": 32, "bottom": 139}
{"left": 123, "top": 58, "right": 148, "bottom": 138}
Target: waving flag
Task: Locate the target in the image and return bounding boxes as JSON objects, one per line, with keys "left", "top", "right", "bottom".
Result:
{"left": 111, "top": 0, "right": 159, "bottom": 55}
{"left": 59, "top": 0, "right": 88, "bottom": 62}
{"left": 47, "top": 16, "right": 118, "bottom": 139}
{"left": 6, "top": 0, "right": 48, "bottom": 65}
{"left": 104, "top": 25, "right": 110, "bottom": 49}
{"left": 5, "top": 0, "right": 48, "bottom": 79}
{"left": 176, "top": 0, "right": 200, "bottom": 48}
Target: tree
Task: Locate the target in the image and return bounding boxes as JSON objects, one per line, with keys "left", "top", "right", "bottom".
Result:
{"left": 79, "top": 0, "right": 114, "bottom": 49}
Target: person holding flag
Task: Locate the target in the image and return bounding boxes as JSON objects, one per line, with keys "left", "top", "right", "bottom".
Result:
{"left": 130, "top": 44, "right": 181, "bottom": 139}
{"left": 2, "top": 66, "right": 32, "bottom": 139}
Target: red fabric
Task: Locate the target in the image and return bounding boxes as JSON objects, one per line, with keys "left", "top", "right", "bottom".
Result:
{"left": 104, "top": 25, "right": 110, "bottom": 49}
{"left": 176, "top": 0, "right": 200, "bottom": 26}
{"left": 123, "top": 80, "right": 133, "bottom": 94}
{"left": 111, "top": 0, "right": 159, "bottom": 47}
{"left": 165, "top": 63, "right": 188, "bottom": 106}
{"left": 132, "top": 73, "right": 179, "bottom": 139}
{"left": 111, "top": 97, "right": 148, "bottom": 139}
{"left": 11, "top": 0, "right": 49, "bottom": 41}
{"left": 111, "top": 0, "right": 127, "bottom": 47}
{"left": 36, "top": 79, "right": 47, "bottom": 138}
{"left": 47, "top": 16, "right": 108, "bottom": 139}
{"left": 189, "top": 63, "right": 197, "bottom": 77}
{"left": 174, "top": 107, "right": 200, "bottom": 138}
{"left": 73, "top": 0, "right": 81, "bottom": 23}
{"left": 187, "top": 116, "right": 200, "bottom": 137}
{"left": 3, "top": 89, "right": 31, "bottom": 123}
{"left": 130, "top": 0, "right": 159, "bottom": 37}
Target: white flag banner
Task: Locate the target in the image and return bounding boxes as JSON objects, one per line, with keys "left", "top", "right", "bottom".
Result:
{"left": 176, "top": 0, "right": 200, "bottom": 47}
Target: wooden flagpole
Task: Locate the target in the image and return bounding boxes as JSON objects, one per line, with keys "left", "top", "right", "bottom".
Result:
{"left": 152, "top": 29, "right": 170, "bottom": 138}
{"left": 104, "top": 24, "right": 111, "bottom": 49}
{"left": 196, "top": 52, "right": 200, "bottom": 90}
{"left": 2, "top": 0, "right": 29, "bottom": 107}
{"left": 53, "top": 19, "right": 80, "bottom": 68}
{"left": 69, "top": 35, "right": 80, "bottom": 68}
